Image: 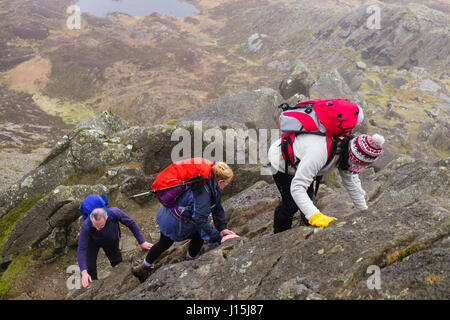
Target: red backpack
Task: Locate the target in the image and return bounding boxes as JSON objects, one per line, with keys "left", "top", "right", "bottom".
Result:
{"left": 278, "top": 99, "right": 360, "bottom": 173}
{"left": 151, "top": 158, "right": 214, "bottom": 221}
{"left": 152, "top": 158, "right": 213, "bottom": 191}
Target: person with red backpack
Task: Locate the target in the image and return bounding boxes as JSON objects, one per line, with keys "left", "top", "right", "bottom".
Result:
{"left": 268, "top": 99, "right": 385, "bottom": 232}
{"left": 131, "top": 158, "right": 239, "bottom": 283}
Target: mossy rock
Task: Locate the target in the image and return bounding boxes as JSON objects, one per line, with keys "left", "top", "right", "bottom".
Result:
{"left": 62, "top": 167, "right": 106, "bottom": 186}
{"left": 0, "top": 247, "right": 56, "bottom": 299}
{"left": 166, "top": 119, "right": 179, "bottom": 126}
{"left": 0, "top": 195, "right": 46, "bottom": 253}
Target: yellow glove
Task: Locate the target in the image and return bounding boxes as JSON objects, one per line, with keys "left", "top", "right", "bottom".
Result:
{"left": 308, "top": 212, "right": 337, "bottom": 227}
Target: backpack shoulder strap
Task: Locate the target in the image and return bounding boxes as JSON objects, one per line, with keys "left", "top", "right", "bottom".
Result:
{"left": 336, "top": 135, "right": 352, "bottom": 171}
{"left": 105, "top": 207, "right": 121, "bottom": 238}
{"left": 105, "top": 207, "right": 118, "bottom": 222}
{"left": 325, "top": 136, "right": 339, "bottom": 166}
{"left": 314, "top": 176, "right": 322, "bottom": 198}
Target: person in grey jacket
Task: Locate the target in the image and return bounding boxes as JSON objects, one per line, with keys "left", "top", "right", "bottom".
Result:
{"left": 268, "top": 132, "right": 385, "bottom": 232}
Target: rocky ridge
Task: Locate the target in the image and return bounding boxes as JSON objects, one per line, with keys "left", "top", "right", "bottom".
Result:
{"left": 0, "top": 0, "right": 449, "bottom": 301}
{"left": 0, "top": 75, "right": 448, "bottom": 299}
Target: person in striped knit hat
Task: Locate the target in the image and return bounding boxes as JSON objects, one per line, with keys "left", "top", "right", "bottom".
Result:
{"left": 268, "top": 132, "right": 385, "bottom": 230}
{"left": 347, "top": 134, "right": 385, "bottom": 173}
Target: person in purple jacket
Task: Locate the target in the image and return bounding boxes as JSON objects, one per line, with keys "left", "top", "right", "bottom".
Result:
{"left": 77, "top": 195, "right": 152, "bottom": 288}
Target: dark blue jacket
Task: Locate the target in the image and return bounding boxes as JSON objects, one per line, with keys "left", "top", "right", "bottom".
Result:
{"left": 156, "top": 178, "right": 227, "bottom": 244}
{"left": 77, "top": 207, "right": 145, "bottom": 272}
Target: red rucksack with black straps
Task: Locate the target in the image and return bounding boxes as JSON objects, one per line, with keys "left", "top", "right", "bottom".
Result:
{"left": 151, "top": 158, "right": 214, "bottom": 221}
{"left": 152, "top": 158, "right": 213, "bottom": 191}
{"left": 278, "top": 99, "right": 360, "bottom": 172}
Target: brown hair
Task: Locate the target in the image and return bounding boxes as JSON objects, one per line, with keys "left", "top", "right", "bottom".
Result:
{"left": 211, "top": 162, "right": 234, "bottom": 181}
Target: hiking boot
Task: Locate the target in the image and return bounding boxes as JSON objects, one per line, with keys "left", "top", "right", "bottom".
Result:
{"left": 131, "top": 262, "right": 153, "bottom": 283}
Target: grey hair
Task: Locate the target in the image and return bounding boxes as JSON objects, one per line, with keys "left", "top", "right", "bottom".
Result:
{"left": 90, "top": 208, "right": 108, "bottom": 222}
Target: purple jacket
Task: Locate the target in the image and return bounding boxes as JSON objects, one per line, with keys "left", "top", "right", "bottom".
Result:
{"left": 77, "top": 207, "right": 145, "bottom": 272}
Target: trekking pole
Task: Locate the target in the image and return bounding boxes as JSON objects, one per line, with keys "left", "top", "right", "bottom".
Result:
{"left": 127, "top": 190, "right": 155, "bottom": 199}
{"left": 127, "top": 174, "right": 207, "bottom": 199}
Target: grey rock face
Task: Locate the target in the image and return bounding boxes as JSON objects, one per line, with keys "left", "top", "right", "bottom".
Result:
{"left": 342, "top": 69, "right": 365, "bottom": 92}
{"left": 75, "top": 111, "right": 129, "bottom": 137}
{"left": 279, "top": 59, "right": 315, "bottom": 99}
{"left": 311, "top": 69, "right": 363, "bottom": 105}
{"left": 0, "top": 111, "right": 280, "bottom": 269}
{"left": 419, "top": 79, "right": 442, "bottom": 93}
{"left": 118, "top": 157, "right": 449, "bottom": 300}
{"left": 2, "top": 106, "right": 448, "bottom": 300}
{"left": 348, "top": 237, "right": 449, "bottom": 300}
{"left": 182, "top": 88, "right": 282, "bottom": 129}
{"left": 390, "top": 76, "right": 408, "bottom": 89}
{"left": 356, "top": 61, "right": 367, "bottom": 70}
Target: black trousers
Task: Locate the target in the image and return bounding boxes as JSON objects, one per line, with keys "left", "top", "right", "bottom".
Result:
{"left": 272, "top": 171, "right": 317, "bottom": 233}
{"left": 86, "top": 239, "right": 122, "bottom": 280}
{"left": 145, "top": 231, "right": 204, "bottom": 264}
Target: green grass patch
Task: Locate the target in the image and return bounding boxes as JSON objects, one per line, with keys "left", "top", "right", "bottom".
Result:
{"left": 0, "top": 247, "right": 56, "bottom": 300}
{"left": 433, "top": 145, "right": 450, "bottom": 159}
{"left": 62, "top": 166, "right": 106, "bottom": 186}
{"left": 339, "top": 44, "right": 362, "bottom": 62}
{"left": 56, "top": 248, "right": 78, "bottom": 271}
{"left": 394, "top": 103, "right": 429, "bottom": 121}
{"left": 166, "top": 119, "right": 179, "bottom": 126}
{"left": 32, "top": 93, "right": 95, "bottom": 125}
{"left": 396, "top": 89, "right": 441, "bottom": 104}
{"left": 405, "top": 122, "right": 421, "bottom": 139}
{"left": 0, "top": 73, "right": 10, "bottom": 87}
{"left": 45, "top": 62, "right": 98, "bottom": 102}
{"left": 385, "top": 243, "right": 427, "bottom": 266}
{"left": 0, "top": 195, "right": 46, "bottom": 253}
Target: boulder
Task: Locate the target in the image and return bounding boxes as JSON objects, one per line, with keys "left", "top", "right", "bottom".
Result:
{"left": 75, "top": 111, "right": 129, "bottom": 137}
{"left": 356, "top": 61, "right": 367, "bottom": 70}
{"left": 419, "top": 79, "right": 442, "bottom": 93}
{"left": 222, "top": 180, "right": 280, "bottom": 236}
{"left": 342, "top": 69, "right": 364, "bottom": 92}
{"left": 182, "top": 88, "right": 282, "bottom": 129}
{"left": 428, "top": 120, "right": 450, "bottom": 152}
{"left": 311, "top": 69, "right": 363, "bottom": 105}
{"left": 67, "top": 262, "right": 140, "bottom": 300}
{"left": 390, "top": 76, "right": 408, "bottom": 89}
{"left": 279, "top": 59, "right": 315, "bottom": 99}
